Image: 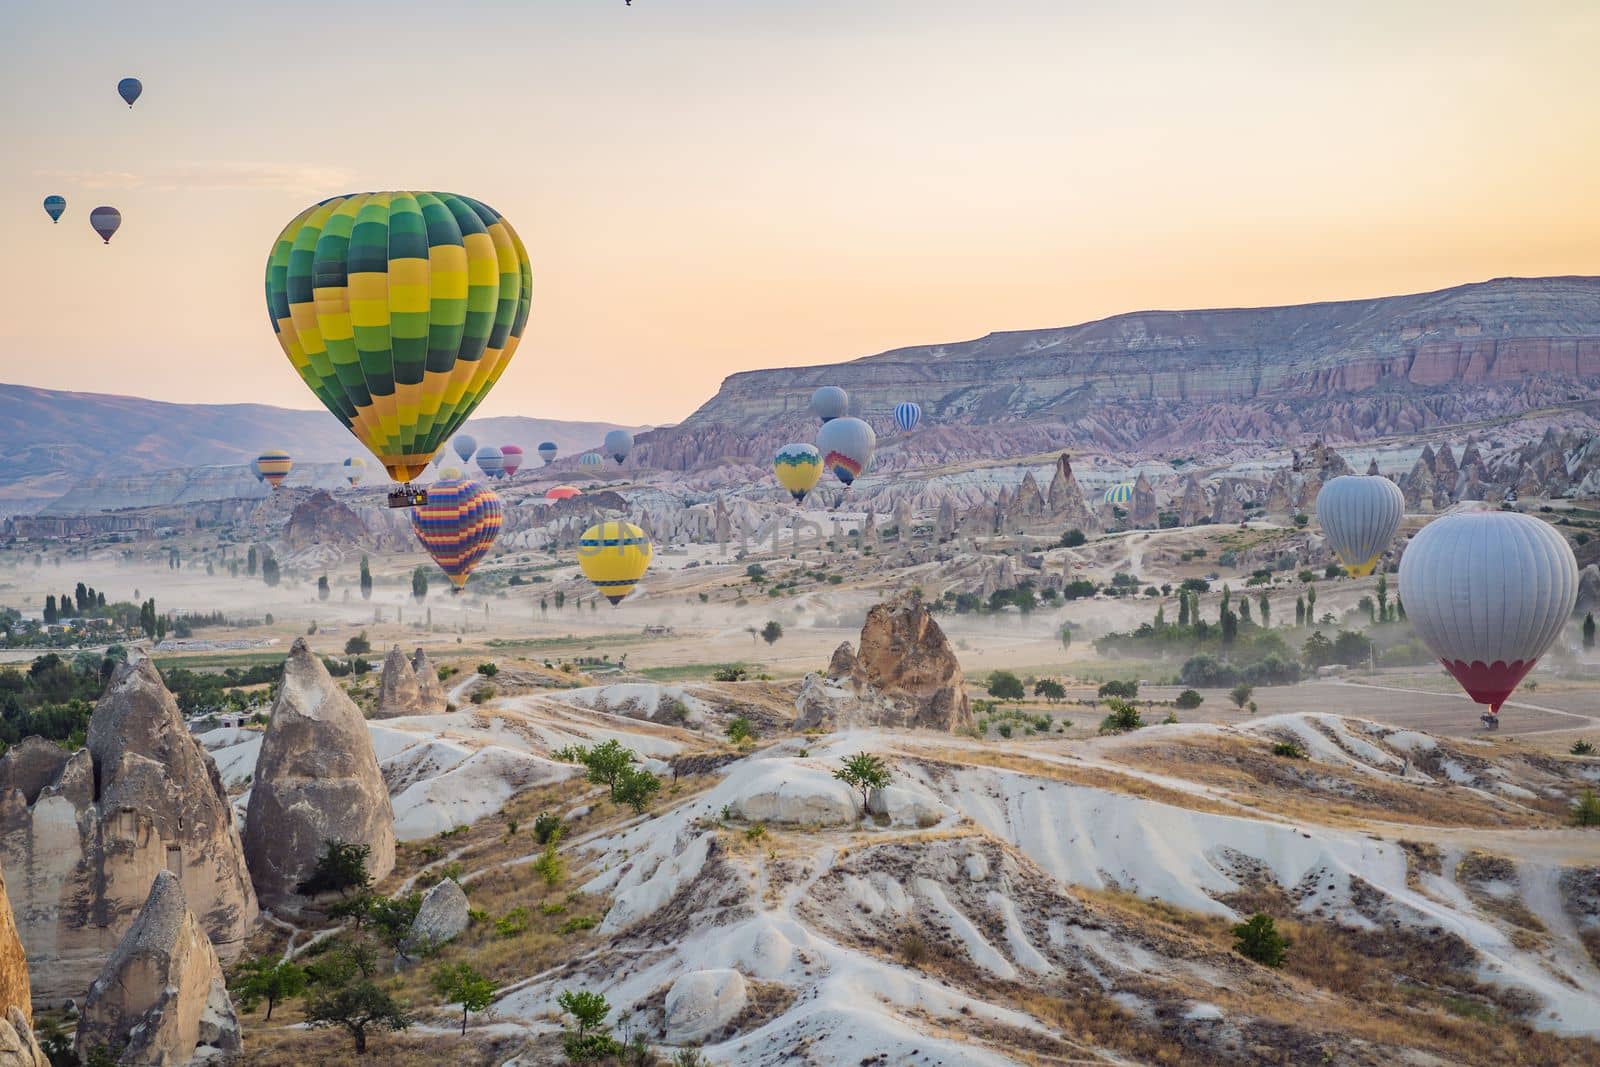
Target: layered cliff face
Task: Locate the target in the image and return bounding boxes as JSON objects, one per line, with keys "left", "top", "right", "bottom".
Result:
{"left": 638, "top": 277, "right": 1600, "bottom": 470}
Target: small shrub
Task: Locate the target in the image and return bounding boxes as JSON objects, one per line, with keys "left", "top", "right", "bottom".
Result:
{"left": 1232, "top": 913, "right": 1288, "bottom": 966}
{"left": 477, "top": 662, "right": 498, "bottom": 677}
{"left": 470, "top": 686, "right": 494, "bottom": 704}
{"left": 726, "top": 716, "right": 755, "bottom": 744}
{"left": 533, "top": 811, "right": 563, "bottom": 844}
{"left": 561, "top": 914, "right": 599, "bottom": 934}
{"left": 494, "top": 906, "right": 529, "bottom": 939}
{"left": 1174, "top": 689, "right": 1203, "bottom": 709}
{"left": 1571, "top": 740, "right": 1596, "bottom": 756}
{"left": 1272, "top": 740, "right": 1307, "bottom": 759}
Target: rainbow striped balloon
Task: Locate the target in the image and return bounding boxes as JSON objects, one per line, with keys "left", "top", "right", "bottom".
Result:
{"left": 256, "top": 449, "right": 293, "bottom": 489}
{"left": 265, "top": 193, "right": 531, "bottom": 484}
{"left": 410, "top": 479, "right": 502, "bottom": 590}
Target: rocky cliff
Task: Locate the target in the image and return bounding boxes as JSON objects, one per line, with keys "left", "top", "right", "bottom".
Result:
{"left": 638, "top": 276, "right": 1600, "bottom": 470}
{"left": 0, "top": 863, "right": 45, "bottom": 1067}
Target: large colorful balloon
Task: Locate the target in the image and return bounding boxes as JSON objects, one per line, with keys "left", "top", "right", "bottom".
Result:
{"left": 344, "top": 456, "right": 366, "bottom": 485}
{"left": 578, "top": 521, "right": 653, "bottom": 604}
{"left": 816, "top": 416, "right": 875, "bottom": 486}
{"left": 1102, "top": 483, "right": 1134, "bottom": 506}
{"left": 1398, "top": 510, "right": 1579, "bottom": 716}
{"left": 774, "top": 443, "right": 822, "bottom": 503}
{"left": 264, "top": 193, "right": 531, "bottom": 483}
{"left": 580, "top": 452, "right": 603, "bottom": 468}
{"left": 500, "top": 444, "right": 524, "bottom": 476}
{"left": 256, "top": 449, "right": 293, "bottom": 489}
{"left": 811, "top": 386, "right": 848, "bottom": 423}
{"left": 410, "top": 478, "right": 503, "bottom": 590}
{"left": 604, "top": 429, "right": 634, "bottom": 465}
{"left": 452, "top": 435, "right": 478, "bottom": 463}
{"left": 43, "top": 196, "right": 65, "bottom": 223}
{"left": 475, "top": 445, "right": 505, "bottom": 479}
{"left": 117, "top": 77, "right": 142, "bottom": 107}
{"left": 1316, "top": 475, "right": 1404, "bottom": 577}
{"left": 893, "top": 402, "right": 921, "bottom": 432}
{"left": 545, "top": 485, "right": 580, "bottom": 501}
{"left": 538, "top": 441, "right": 558, "bottom": 465}
{"left": 90, "top": 207, "right": 121, "bottom": 244}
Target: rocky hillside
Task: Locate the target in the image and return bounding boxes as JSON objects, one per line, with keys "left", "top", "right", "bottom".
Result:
{"left": 640, "top": 276, "right": 1600, "bottom": 470}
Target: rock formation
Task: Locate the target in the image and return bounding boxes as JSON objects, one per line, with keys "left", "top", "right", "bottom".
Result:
{"left": 0, "top": 659, "right": 257, "bottom": 1002}
{"left": 375, "top": 645, "right": 443, "bottom": 719}
{"left": 795, "top": 592, "right": 971, "bottom": 732}
{"left": 1263, "top": 469, "right": 1294, "bottom": 518}
{"left": 411, "top": 648, "right": 448, "bottom": 710}
{"left": 75, "top": 871, "right": 240, "bottom": 1065}
{"left": 282, "top": 489, "right": 367, "bottom": 551}
{"left": 401, "top": 878, "right": 470, "bottom": 959}
{"left": 1045, "top": 454, "right": 1099, "bottom": 533}
{"left": 1177, "top": 477, "right": 1208, "bottom": 527}
{"left": 0, "top": 863, "right": 45, "bottom": 1067}
{"left": 1130, "top": 473, "right": 1159, "bottom": 529}
{"left": 243, "top": 639, "right": 395, "bottom": 910}
{"left": 1577, "top": 565, "right": 1600, "bottom": 617}
{"left": 665, "top": 969, "right": 748, "bottom": 1045}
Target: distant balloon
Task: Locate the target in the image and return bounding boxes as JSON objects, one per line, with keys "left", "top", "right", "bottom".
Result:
{"left": 250, "top": 458, "right": 265, "bottom": 483}
{"left": 811, "top": 386, "right": 848, "bottom": 423}
{"left": 603, "top": 429, "right": 634, "bottom": 465}
{"left": 475, "top": 445, "right": 505, "bottom": 479}
{"left": 537, "top": 441, "right": 558, "bottom": 466}
{"left": 579, "top": 453, "right": 603, "bottom": 468}
{"left": 816, "top": 416, "right": 876, "bottom": 486}
{"left": 411, "top": 478, "right": 503, "bottom": 590}
{"left": 437, "top": 465, "right": 465, "bottom": 480}
{"left": 452, "top": 435, "right": 478, "bottom": 463}
{"left": 774, "top": 443, "right": 822, "bottom": 503}
{"left": 1316, "top": 475, "right": 1404, "bottom": 577}
{"left": 1102, "top": 483, "right": 1134, "bottom": 506}
{"left": 500, "top": 444, "right": 524, "bottom": 476}
{"left": 43, "top": 196, "right": 65, "bottom": 223}
{"left": 578, "top": 521, "right": 653, "bottom": 605}
{"left": 343, "top": 456, "right": 366, "bottom": 486}
{"left": 1398, "top": 510, "right": 1579, "bottom": 716}
{"left": 117, "top": 77, "right": 142, "bottom": 107}
{"left": 893, "top": 402, "right": 921, "bottom": 432}
{"left": 90, "top": 206, "right": 121, "bottom": 244}
{"left": 545, "top": 485, "right": 581, "bottom": 501}
{"left": 256, "top": 449, "right": 292, "bottom": 490}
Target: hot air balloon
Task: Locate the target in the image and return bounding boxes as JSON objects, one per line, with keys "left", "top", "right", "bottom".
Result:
{"left": 438, "top": 465, "right": 465, "bottom": 480}
{"left": 578, "top": 521, "right": 652, "bottom": 604}
{"left": 250, "top": 458, "right": 266, "bottom": 484}
{"left": 452, "top": 435, "right": 478, "bottom": 463}
{"left": 774, "top": 443, "right": 822, "bottom": 503}
{"left": 816, "top": 416, "right": 875, "bottom": 486}
{"left": 545, "top": 485, "right": 581, "bottom": 501}
{"left": 256, "top": 449, "right": 293, "bottom": 489}
{"left": 410, "top": 478, "right": 503, "bottom": 590}
{"left": 538, "top": 441, "right": 558, "bottom": 466}
{"left": 117, "top": 77, "right": 142, "bottom": 107}
{"left": 1398, "top": 510, "right": 1579, "bottom": 718}
{"left": 1316, "top": 475, "right": 1404, "bottom": 577}
{"left": 344, "top": 456, "right": 366, "bottom": 485}
{"left": 604, "top": 429, "right": 634, "bottom": 465}
{"left": 43, "top": 196, "right": 65, "bottom": 223}
{"left": 90, "top": 207, "right": 121, "bottom": 244}
{"left": 893, "top": 402, "right": 922, "bottom": 432}
{"left": 811, "top": 386, "right": 848, "bottom": 423}
{"left": 475, "top": 445, "right": 505, "bottom": 479}
{"left": 501, "top": 444, "right": 524, "bottom": 476}
{"left": 264, "top": 193, "right": 530, "bottom": 485}
{"left": 1102, "top": 483, "right": 1134, "bottom": 506}
{"left": 580, "top": 453, "right": 603, "bottom": 468}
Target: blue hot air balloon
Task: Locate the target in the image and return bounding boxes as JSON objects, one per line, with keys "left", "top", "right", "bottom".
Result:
{"left": 475, "top": 445, "right": 506, "bottom": 479}
{"left": 452, "top": 435, "right": 478, "bottom": 463}
{"left": 43, "top": 196, "right": 66, "bottom": 223}
{"left": 90, "top": 206, "right": 121, "bottom": 244}
{"left": 538, "top": 441, "right": 558, "bottom": 466}
{"left": 893, "top": 402, "right": 921, "bottom": 432}
{"left": 117, "top": 77, "right": 142, "bottom": 107}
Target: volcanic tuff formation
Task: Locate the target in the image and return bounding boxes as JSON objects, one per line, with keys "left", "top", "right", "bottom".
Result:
{"left": 375, "top": 645, "right": 445, "bottom": 719}
{"left": 282, "top": 489, "right": 367, "bottom": 550}
{"left": 74, "top": 871, "right": 241, "bottom": 1065}
{"left": 637, "top": 276, "right": 1600, "bottom": 469}
{"left": 0, "top": 865, "right": 45, "bottom": 1067}
{"left": 0, "top": 659, "right": 257, "bottom": 1002}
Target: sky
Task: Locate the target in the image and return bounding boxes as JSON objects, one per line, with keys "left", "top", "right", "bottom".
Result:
{"left": 3, "top": 0, "right": 1599, "bottom": 426}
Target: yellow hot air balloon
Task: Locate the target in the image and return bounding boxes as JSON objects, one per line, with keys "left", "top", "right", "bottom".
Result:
{"left": 578, "top": 521, "right": 652, "bottom": 604}
{"left": 774, "top": 443, "right": 822, "bottom": 503}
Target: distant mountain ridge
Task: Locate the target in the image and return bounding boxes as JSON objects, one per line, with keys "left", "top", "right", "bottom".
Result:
{"left": 0, "top": 383, "right": 641, "bottom": 516}
{"left": 639, "top": 276, "right": 1600, "bottom": 471}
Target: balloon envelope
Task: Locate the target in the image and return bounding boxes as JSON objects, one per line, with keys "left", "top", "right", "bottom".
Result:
{"left": 811, "top": 386, "right": 848, "bottom": 423}
{"left": 90, "top": 206, "right": 121, "bottom": 244}
{"left": 578, "top": 521, "right": 652, "bottom": 604}
{"left": 343, "top": 456, "right": 366, "bottom": 485}
{"left": 774, "top": 443, "right": 822, "bottom": 503}
{"left": 816, "top": 416, "right": 875, "bottom": 486}
{"left": 893, "top": 402, "right": 922, "bottom": 431}
{"left": 1316, "top": 475, "right": 1404, "bottom": 577}
{"left": 256, "top": 449, "right": 292, "bottom": 489}
{"left": 500, "top": 444, "right": 524, "bottom": 476}
{"left": 604, "top": 429, "right": 634, "bottom": 465}
{"left": 475, "top": 445, "right": 505, "bottom": 478}
{"left": 43, "top": 196, "right": 65, "bottom": 223}
{"left": 1398, "top": 510, "right": 1579, "bottom": 714}
{"left": 265, "top": 193, "right": 530, "bottom": 483}
{"left": 117, "top": 77, "right": 142, "bottom": 107}
{"left": 1103, "top": 482, "right": 1134, "bottom": 505}
{"left": 545, "top": 485, "right": 580, "bottom": 501}
{"left": 411, "top": 479, "right": 502, "bottom": 589}
{"left": 537, "top": 441, "right": 558, "bottom": 465}
{"left": 437, "top": 465, "right": 464, "bottom": 480}
{"left": 452, "top": 435, "right": 478, "bottom": 463}
{"left": 580, "top": 453, "right": 603, "bottom": 467}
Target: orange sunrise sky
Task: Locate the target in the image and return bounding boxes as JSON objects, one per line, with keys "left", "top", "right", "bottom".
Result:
{"left": 3, "top": 0, "right": 1599, "bottom": 425}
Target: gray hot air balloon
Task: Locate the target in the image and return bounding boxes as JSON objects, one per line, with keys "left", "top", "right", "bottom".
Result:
{"left": 452, "top": 435, "right": 478, "bottom": 463}
{"left": 816, "top": 416, "right": 876, "bottom": 486}
{"left": 1315, "top": 475, "right": 1404, "bottom": 577}
{"left": 475, "top": 445, "right": 506, "bottom": 479}
{"left": 604, "top": 429, "right": 634, "bottom": 465}
{"left": 1398, "top": 509, "right": 1579, "bottom": 717}
{"left": 90, "top": 206, "right": 121, "bottom": 244}
{"left": 810, "top": 386, "right": 848, "bottom": 423}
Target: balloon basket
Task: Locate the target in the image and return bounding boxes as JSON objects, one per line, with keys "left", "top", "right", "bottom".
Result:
{"left": 388, "top": 485, "right": 429, "bottom": 509}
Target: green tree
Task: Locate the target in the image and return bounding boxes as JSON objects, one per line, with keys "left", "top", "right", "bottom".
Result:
{"left": 1219, "top": 606, "right": 1237, "bottom": 645}
{"left": 296, "top": 841, "right": 373, "bottom": 897}
{"left": 986, "top": 670, "right": 1025, "bottom": 701}
{"left": 1584, "top": 613, "right": 1596, "bottom": 651}
{"left": 247, "top": 546, "right": 258, "bottom": 576}
{"left": 1230, "top": 682, "right": 1255, "bottom": 710}
{"left": 42, "top": 596, "right": 56, "bottom": 625}
{"left": 1177, "top": 594, "right": 1190, "bottom": 628}
{"left": 760, "top": 620, "right": 783, "bottom": 645}
{"left": 554, "top": 590, "right": 566, "bottom": 611}
{"left": 303, "top": 944, "right": 411, "bottom": 1055}
{"left": 1295, "top": 595, "right": 1305, "bottom": 627}
{"left": 231, "top": 956, "right": 308, "bottom": 1021}
{"left": 1232, "top": 913, "right": 1288, "bottom": 966}
{"left": 534, "top": 835, "right": 566, "bottom": 887}
{"left": 1305, "top": 585, "right": 1317, "bottom": 620}
{"left": 834, "top": 752, "right": 891, "bottom": 813}
{"left": 1258, "top": 592, "right": 1270, "bottom": 628}
{"left": 1375, "top": 573, "right": 1389, "bottom": 622}
{"left": 1239, "top": 597, "right": 1252, "bottom": 624}
{"left": 261, "top": 557, "right": 280, "bottom": 587}
{"left": 411, "top": 566, "right": 429, "bottom": 602}
{"left": 1057, "top": 622, "right": 1073, "bottom": 652}
{"left": 1175, "top": 689, "right": 1204, "bottom": 709}
{"left": 1033, "top": 679, "right": 1065, "bottom": 702}
{"left": 1097, "top": 679, "right": 1137, "bottom": 700}
{"left": 345, "top": 630, "right": 372, "bottom": 655}
{"left": 359, "top": 555, "right": 373, "bottom": 600}
{"left": 557, "top": 989, "right": 619, "bottom": 1062}
{"left": 1059, "top": 528, "right": 1087, "bottom": 548}
{"left": 1574, "top": 788, "right": 1600, "bottom": 828}
{"left": 318, "top": 575, "right": 330, "bottom": 601}
{"left": 430, "top": 963, "right": 496, "bottom": 1036}
{"left": 1099, "top": 698, "right": 1143, "bottom": 733}
{"left": 614, "top": 766, "right": 662, "bottom": 815}
{"left": 726, "top": 716, "right": 755, "bottom": 744}
{"left": 582, "top": 739, "right": 634, "bottom": 799}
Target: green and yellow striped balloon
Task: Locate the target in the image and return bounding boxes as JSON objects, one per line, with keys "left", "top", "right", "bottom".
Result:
{"left": 265, "top": 192, "right": 532, "bottom": 483}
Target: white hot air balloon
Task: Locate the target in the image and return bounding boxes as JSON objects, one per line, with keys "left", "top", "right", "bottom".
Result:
{"left": 816, "top": 416, "right": 876, "bottom": 486}
{"left": 1316, "top": 475, "right": 1404, "bottom": 577}
{"left": 604, "top": 429, "right": 634, "bottom": 465}
{"left": 810, "top": 386, "right": 848, "bottom": 423}
{"left": 1398, "top": 510, "right": 1579, "bottom": 719}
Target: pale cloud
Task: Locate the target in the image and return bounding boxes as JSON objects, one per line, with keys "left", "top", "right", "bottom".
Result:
{"left": 35, "top": 161, "right": 354, "bottom": 194}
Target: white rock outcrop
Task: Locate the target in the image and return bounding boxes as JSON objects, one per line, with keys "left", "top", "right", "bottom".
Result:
{"left": 664, "top": 968, "right": 748, "bottom": 1044}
